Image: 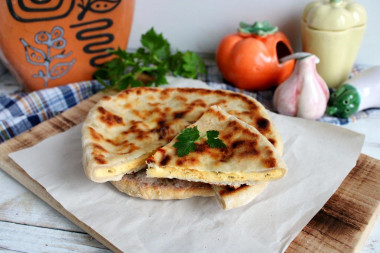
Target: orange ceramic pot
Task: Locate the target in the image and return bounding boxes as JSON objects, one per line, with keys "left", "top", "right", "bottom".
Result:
{"left": 216, "top": 22, "right": 295, "bottom": 91}
{"left": 0, "top": 0, "right": 135, "bottom": 91}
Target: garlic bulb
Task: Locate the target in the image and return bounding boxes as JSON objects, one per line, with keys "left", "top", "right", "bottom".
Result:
{"left": 273, "top": 54, "right": 329, "bottom": 120}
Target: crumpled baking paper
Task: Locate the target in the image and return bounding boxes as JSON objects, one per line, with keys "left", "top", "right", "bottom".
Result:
{"left": 9, "top": 82, "right": 364, "bottom": 253}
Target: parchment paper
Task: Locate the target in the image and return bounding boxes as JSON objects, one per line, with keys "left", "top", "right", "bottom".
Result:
{"left": 9, "top": 91, "right": 365, "bottom": 253}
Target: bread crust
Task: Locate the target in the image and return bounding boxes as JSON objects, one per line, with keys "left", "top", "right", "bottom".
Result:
{"left": 111, "top": 169, "right": 214, "bottom": 200}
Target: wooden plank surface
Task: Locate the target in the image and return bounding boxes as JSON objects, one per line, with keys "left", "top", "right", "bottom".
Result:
{"left": 0, "top": 92, "right": 379, "bottom": 253}
{"left": 0, "top": 221, "right": 109, "bottom": 253}
{"left": 286, "top": 155, "right": 380, "bottom": 253}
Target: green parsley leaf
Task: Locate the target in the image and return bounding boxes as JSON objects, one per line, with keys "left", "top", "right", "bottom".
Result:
{"left": 177, "top": 126, "right": 200, "bottom": 142}
{"left": 206, "top": 130, "right": 227, "bottom": 148}
{"left": 141, "top": 28, "right": 170, "bottom": 61}
{"left": 93, "top": 27, "right": 206, "bottom": 90}
{"left": 173, "top": 127, "right": 200, "bottom": 157}
{"left": 174, "top": 127, "right": 226, "bottom": 157}
{"left": 173, "top": 141, "right": 197, "bottom": 157}
{"left": 206, "top": 130, "right": 219, "bottom": 139}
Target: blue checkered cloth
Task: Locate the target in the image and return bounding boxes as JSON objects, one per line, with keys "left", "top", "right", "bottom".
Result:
{"left": 0, "top": 60, "right": 378, "bottom": 143}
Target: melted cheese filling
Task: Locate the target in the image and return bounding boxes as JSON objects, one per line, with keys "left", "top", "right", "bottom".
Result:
{"left": 146, "top": 165, "right": 285, "bottom": 185}
{"left": 94, "top": 153, "right": 153, "bottom": 179}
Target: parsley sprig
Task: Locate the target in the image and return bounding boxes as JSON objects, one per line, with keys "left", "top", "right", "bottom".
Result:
{"left": 173, "top": 126, "right": 227, "bottom": 157}
{"left": 94, "top": 28, "right": 206, "bottom": 90}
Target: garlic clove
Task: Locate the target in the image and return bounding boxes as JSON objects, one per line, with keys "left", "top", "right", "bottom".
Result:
{"left": 273, "top": 54, "right": 329, "bottom": 120}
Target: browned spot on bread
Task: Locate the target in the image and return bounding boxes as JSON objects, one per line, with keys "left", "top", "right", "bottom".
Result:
{"left": 219, "top": 185, "right": 248, "bottom": 196}
{"left": 150, "top": 127, "right": 168, "bottom": 140}
{"left": 122, "top": 124, "right": 139, "bottom": 135}
{"left": 124, "top": 103, "right": 132, "bottom": 109}
{"left": 128, "top": 143, "right": 140, "bottom": 153}
{"left": 131, "top": 109, "right": 151, "bottom": 119}
{"left": 97, "top": 106, "right": 106, "bottom": 114}
{"left": 221, "top": 133, "right": 233, "bottom": 142}
{"left": 157, "top": 120, "right": 166, "bottom": 128}
{"left": 190, "top": 99, "right": 207, "bottom": 108}
{"left": 186, "top": 157, "right": 200, "bottom": 165}
{"left": 137, "top": 87, "right": 159, "bottom": 92}
{"left": 231, "top": 140, "right": 245, "bottom": 149}
{"left": 102, "top": 95, "right": 111, "bottom": 101}
{"left": 160, "top": 89, "right": 172, "bottom": 100}
{"left": 146, "top": 156, "right": 155, "bottom": 164}
{"left": 97, "top": 106, "right": 124, "bottom": 127}
{"left": 236, "top": 140, "right": 259, "bottom": 158}
{"left": 189, "top": 157, "right": 199, "bottom": 164}
{"left": 225, "top": 93, "right": 259, "bottom": 111}
{"left": 219, "top": 148, "right": 233, "bottom": 162}
{"left": 194, "top": 143, "right": 210, "bottom": 153}
{"left": 218, "top": 113, "right": 227, "bottom": 121}
{"left": 227, "top": 120, "right": 238, "bottom": 128}
{"left": 210, "top": 99, "right": 227, "bottom": 107}
{"left": 89, "top": 127, "right": 104, "bottom": 141}
{"left": 136, "top": 131, "right": 148, "bottom": 141}
{"left": 268, "top": 138, "right": 276, "bottom": 147}
{"left": 148, "top": 102, "right": 161, "bottom": 107}
{"left": 193, "top": 142, "right": 228, "bottom": 162}
{"left": 92, "top": 143, "right": 108, "bottom": 164}
{"left": 243, "top": 128, "right": 258, "bottom": 137}
{"left": 182, "top": 88, "right": 209, "bottom": 96}
{"left": 150, "top": 120, "right": 180, "bottom": 140}
{"left": 265, "top": 147, "right": 274, "bottom": 156}
{"left": 116, "top": 92, "right": 127, "bottom": 99}
{"left": 263, "top": 157, "right": 277, "bottom": 168}
{"left": 174, "top": 95, "right": 187, "bottom": 102}
{"left": 117, "top": 142, "right": 140, "bottom": 154}
{"left": 174, "top": 156, "right": 200, "bottom": 166}
{"left": 156, "top": 148, "right": 166, "bottom": 156}
{"left": 94, "top": 155, "right": 106, "bottom": 164}
{"left": 174, "top": 111, "right": 186, "bottom": 119}
{"left": 256, "top": 117, "right": 270, "bottom": 132}
{"left": 93, "top": 143, "right": 108, "bottom": 153}
{"left": 105, "top": 138, "right": 128, "bottom": 146}
{"left": 211, "top": 109, "right": 227, "bottom": 121}
{"left": 159, "top": 155, "right": 171, "bottom": 166}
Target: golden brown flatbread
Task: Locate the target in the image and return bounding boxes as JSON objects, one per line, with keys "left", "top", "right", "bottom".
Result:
{"left": 82, "top": 87, "right": 283, "bottom": 183}
{"left": 146, "top": 106, "right": 287, "bottom": 186}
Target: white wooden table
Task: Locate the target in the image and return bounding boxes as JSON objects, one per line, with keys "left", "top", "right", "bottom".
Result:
{"left": 0, "top": 72, "right": 379, "bottom": 252}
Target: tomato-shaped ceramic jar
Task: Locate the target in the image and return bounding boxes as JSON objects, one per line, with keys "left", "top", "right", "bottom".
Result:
{"left": 0, "top": 0, "right": 135, "bottom": 91}
{"left": 216, "top": 21, "right": 295, "bottom": 91}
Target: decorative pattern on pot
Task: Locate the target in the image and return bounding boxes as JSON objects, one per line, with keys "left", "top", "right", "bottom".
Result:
{"left": 0, "top": 0, "right": 135, "bottom": 91}
{"left": 20, "top": 26, "right": 75, "bottom": 87}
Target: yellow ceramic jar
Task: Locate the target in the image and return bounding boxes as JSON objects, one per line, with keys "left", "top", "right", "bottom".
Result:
{"left": 301, "top": 0, "right": 367, "bottom": 88}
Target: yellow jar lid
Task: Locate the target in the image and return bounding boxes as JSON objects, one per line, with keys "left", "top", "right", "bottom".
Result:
{"left": 302, "top": 0, "right": 367, "bottom": 31}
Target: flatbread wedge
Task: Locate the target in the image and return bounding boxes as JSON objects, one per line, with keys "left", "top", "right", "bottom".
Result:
{"left": 146, "top": 106, "right": 287, "bottom": 186}
{"left": 82, "top": 87, "right": 283, "bottom": 183}
{"left": 111, "top": 169, "right": 214, "bottom": 200}
{"left": 212, "top": 182, "right": 269, "bottom": 210}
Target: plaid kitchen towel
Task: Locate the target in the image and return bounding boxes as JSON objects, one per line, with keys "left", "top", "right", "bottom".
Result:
{"left": 0, "top": 81, "right": 102, "bottom": 142}
{"left": 0, "top": 60, "right": 378, "bottom": 143}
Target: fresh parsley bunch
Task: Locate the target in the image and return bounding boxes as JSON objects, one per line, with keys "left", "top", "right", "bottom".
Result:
{"left": 94, "top": 28, "right": 207, "bottom": 90}
{"left": 174, "top": 126, "right": 227, "bottom": 157}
